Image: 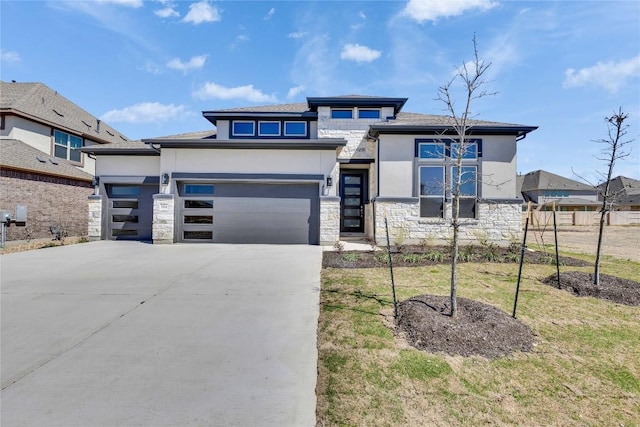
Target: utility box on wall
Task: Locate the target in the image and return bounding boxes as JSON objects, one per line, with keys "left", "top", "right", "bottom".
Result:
{"left": 15, "top": 205, "right": 27, "bottom": 224}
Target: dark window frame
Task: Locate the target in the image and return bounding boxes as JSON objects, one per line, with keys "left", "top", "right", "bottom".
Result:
{"left": 416, "top": 138, "right": 482, "bottom": 219}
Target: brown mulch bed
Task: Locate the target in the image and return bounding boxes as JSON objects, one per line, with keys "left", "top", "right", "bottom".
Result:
{"left": 395, "top": 295, "right": 534, "bottom": 359}
{"left": 541, "top": 271, "right": 640, "bottom": 306}
{"left": 323, "top": 245, "right": 589, "bottom": 269}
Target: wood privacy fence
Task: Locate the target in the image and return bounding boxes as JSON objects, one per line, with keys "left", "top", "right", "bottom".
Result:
{"left": 523, "top": 211, "right": 640, "bottom": 227}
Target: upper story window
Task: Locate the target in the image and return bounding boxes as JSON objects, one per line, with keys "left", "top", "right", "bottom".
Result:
{"left": 231, "top": 120, "right": 308, "bottom": 138}
{"left": 331, "top": 109, "right": 353, "bottom": 119}
{"left": 284, "top": 121, "right": 307, "bottom": 136}
{"left": 258, "top": 121, "right": 281, "bottom": 136}
{"left": 232, "top": 121, "right": 255, "bottom": 137}
{"left": 358, "top": 109, "right": 380, "bottom": 119}
{"left": 53, "top": 130, "right": 83, "bottom": 163}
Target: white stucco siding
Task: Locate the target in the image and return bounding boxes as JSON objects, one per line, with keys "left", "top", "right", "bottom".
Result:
{"left": 378, "top": 134, "right": 417, "bottom": 197}
{"left": 3, "top": 116, "right": 51, "bottom": 153}
{"left": 216, "top": 121, "right": 230, "bottom": 139}
{"left": 480, "top": 135, "right": 517, "bottom": 199}
{"left": 96, "top": 156, "right": 160, "bottom": 177}
{"left": 161, "top": 148, "right": 338, "bottom": 195}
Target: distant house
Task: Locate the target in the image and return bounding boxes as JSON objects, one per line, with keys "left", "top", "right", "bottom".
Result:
{"left": 599, "top": 176, "right": 640, "bottom": 211}
{"left": 0, "top": 81, "right": 127, "bottom": 241}
{"left": 519, "top": 169, "right": 600, "bottom": 212}
{"left": 84, "top": 95, "right": 536, "bottom": 245}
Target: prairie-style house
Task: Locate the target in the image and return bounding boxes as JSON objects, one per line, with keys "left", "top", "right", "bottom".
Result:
{"left": 83, "top": 96, "right": 537, "bottom": 245}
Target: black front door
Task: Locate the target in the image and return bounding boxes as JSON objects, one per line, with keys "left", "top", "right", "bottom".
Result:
{"left": 340, "top": 171, "right": 366, "bottom": 233}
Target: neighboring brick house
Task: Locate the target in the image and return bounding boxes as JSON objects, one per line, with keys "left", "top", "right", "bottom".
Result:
{"left": 84, "top": 96, "right": 537, "bottom": 245}
{"left": 0, "top": 81, "right": 128, "bottom": 240}
{"left": 519, "top": 169, "right": 600, "bottom": 212}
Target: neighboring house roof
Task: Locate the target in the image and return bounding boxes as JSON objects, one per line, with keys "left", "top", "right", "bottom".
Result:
{"left": 0, "top": 81, "right": 128, "bottom": 144}
{"left": 81, "top": 140, "right": 158, "bottom": 155}
{"left": 0, "top": 138, "right": 94, "bottom": 181}
{"left": 599, "top": 176, "right": 640, "bottom": 206}
{"left": 521, "top": 170, "right": 594, "bottom": 192}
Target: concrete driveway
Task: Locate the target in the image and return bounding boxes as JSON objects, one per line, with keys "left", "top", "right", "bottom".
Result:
{"left": 1, "top": 241, "right": 321, "bottom": 427}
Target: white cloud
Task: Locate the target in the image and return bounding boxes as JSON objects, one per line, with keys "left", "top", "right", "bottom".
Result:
{"left": 141, "top": 61, "right": 162, "bottom": 75}
{"left": 1, "top": 50, "right": 21, "bottom": 63}
{"left": 563, "top": 55, "right": 640, "bottom": 93}
{"left": 101, "top": 102, "right": 188, "bottom": 123}
{"left": 166, "top": 55, "right": 207, "bottom": 73}
{"left": 287, "top": 85, "right": 306, "bottom": 99}
{"left": 183, "top": 1, "right": 221, "bottom": 25}
{"left": 264, "top": 7, "right": 275, "bottom": 20}
{"left": 288, "top": 31, "right": 307, "bottom": 39}
{"left": 96, "top": 0, "right": 143, "bottom": 7}
{"left": 340, "top": 43, "right": 382, "bottom": 63}
{"left": 192, "top": 82, "right": 277, "bottom": 103}
{"left": 230, "top": 35, "right": 249, "bottom": 50}
{"left": 402, "top": 0, "right": 497, "bottom": 23}
{"left": 155, "top": 6, "right": 179, "bottom": 18}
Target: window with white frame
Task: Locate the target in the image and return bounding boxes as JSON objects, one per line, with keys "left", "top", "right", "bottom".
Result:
{"left": 232, "top": 121, "right": 255, "bottom": 136}
{"left": 284, "top": 121, "right": 307, "bottom": 136}
{"left": 331, "top": 109, "right": 353, "bottom": 119}
{"left": 258, "top": 121, "right": 281, "bottom": 136}
{"left": 53, "top": 130, "right": 83, "bottom": 163}
{"left": 417, "top": 138, "right": 481, "bottom": 219}
{"left": 358, "top": 109, "right": 380, "bottom": 119}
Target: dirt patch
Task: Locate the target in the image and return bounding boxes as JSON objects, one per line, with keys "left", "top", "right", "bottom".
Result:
{"left": 323, "top": 245, "right": 589, "bottom": 269}
{"left": 395, "top": 295, "right": 533, "bottom": 359}
{"left": 541, "top": 271, "right": 640, "bottom": 306}
{"left": 539, "top": 226, "right": 640, "bottom": 262}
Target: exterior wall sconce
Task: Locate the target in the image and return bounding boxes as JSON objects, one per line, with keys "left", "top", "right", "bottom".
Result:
{"left": 161, "top": 173, "right": 170, "bottom": 185}
{"left": 326, "top": 176, "right": 333, "bottom": 187}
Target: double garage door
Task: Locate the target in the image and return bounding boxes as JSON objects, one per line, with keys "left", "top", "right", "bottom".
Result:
{"left": 177, "top": 182, "right": 320, "bottom": 244}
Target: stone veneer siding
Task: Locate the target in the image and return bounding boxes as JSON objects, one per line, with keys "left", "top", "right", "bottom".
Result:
{"left": 153, "top": 194, "right": 174, "bottom": 244}
{"left": 320, "top": 197, "right": 340, "bottom": 245}
{"left": 87, "top": 195, "right": 102, "bottom": 241}
{"left": 374, "top": 199, "right": 522, "bottom": 246}
{"left": 0, "top": 169, "right": 93, "bottom": 241}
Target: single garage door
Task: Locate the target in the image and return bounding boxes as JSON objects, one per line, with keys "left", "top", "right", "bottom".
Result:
{"left": 106, "top": 184, "right": 156, "bottom": 240}
{"left": 178, "top": 182, "right": 319, "bottom": 244}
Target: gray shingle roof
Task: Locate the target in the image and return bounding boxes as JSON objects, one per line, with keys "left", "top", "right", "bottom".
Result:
{"left": 81, "top": 140, "right": 158, "bottom": 155}
{"left": 1, "top": 138, "right": 94, "bottom": 181}
{"left": 0, "top": 81, "right": 128, "bottom": 144}
{"left": 521, "top": 170, "right": 594, "bottom": 192}
{"left": 206, "top": 102, "right": 309, "bottom": 114}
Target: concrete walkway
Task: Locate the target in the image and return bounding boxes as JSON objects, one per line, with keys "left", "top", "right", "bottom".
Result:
{"left": 1, "top": 241, "right": 321, "bottom": 427}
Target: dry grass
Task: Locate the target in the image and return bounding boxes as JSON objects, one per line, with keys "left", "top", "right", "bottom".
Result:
{"left": 317, "top": 256, "right": 640, "bottom": 426}
{"left": 0, "top": 236, "right": 89, "bottom": 255}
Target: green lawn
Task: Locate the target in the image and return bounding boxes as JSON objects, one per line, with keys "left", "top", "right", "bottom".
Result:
{"left": 316, "top": 254, "right": 640, "bottom": 426}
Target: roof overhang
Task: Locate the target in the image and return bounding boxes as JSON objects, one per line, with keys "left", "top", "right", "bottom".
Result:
{"left": 202, "top": 111, "right": 316, "bottom": 126}
{"left": 81, "top": 146, "right": 159, "bottom": 156}
{"left": 368, "top": 124, "right": 538, "bottom": 137}
{"left": 141, "top": 138, "right": 347, "bottom": 150}
{"left": 306, "top": 97, "right": 408, "bottom": 115}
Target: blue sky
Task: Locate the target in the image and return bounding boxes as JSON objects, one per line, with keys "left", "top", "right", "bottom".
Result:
{"left": 2, "top": 0, "right": 639, "bottom": 181}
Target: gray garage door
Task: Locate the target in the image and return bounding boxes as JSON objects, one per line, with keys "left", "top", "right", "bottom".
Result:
{"left": 178, "top": 182, "right": 319, "bottom": 244}
{"left": 106, "top": 184, "right": 156, "bottom": 241}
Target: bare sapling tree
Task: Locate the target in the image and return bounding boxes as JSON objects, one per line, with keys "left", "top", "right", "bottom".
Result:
{"left": 436, "top": 35, "right": 496, "bottom": 318}
{"left": 593, "top": 108, "right": 632, "bottom": 286}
